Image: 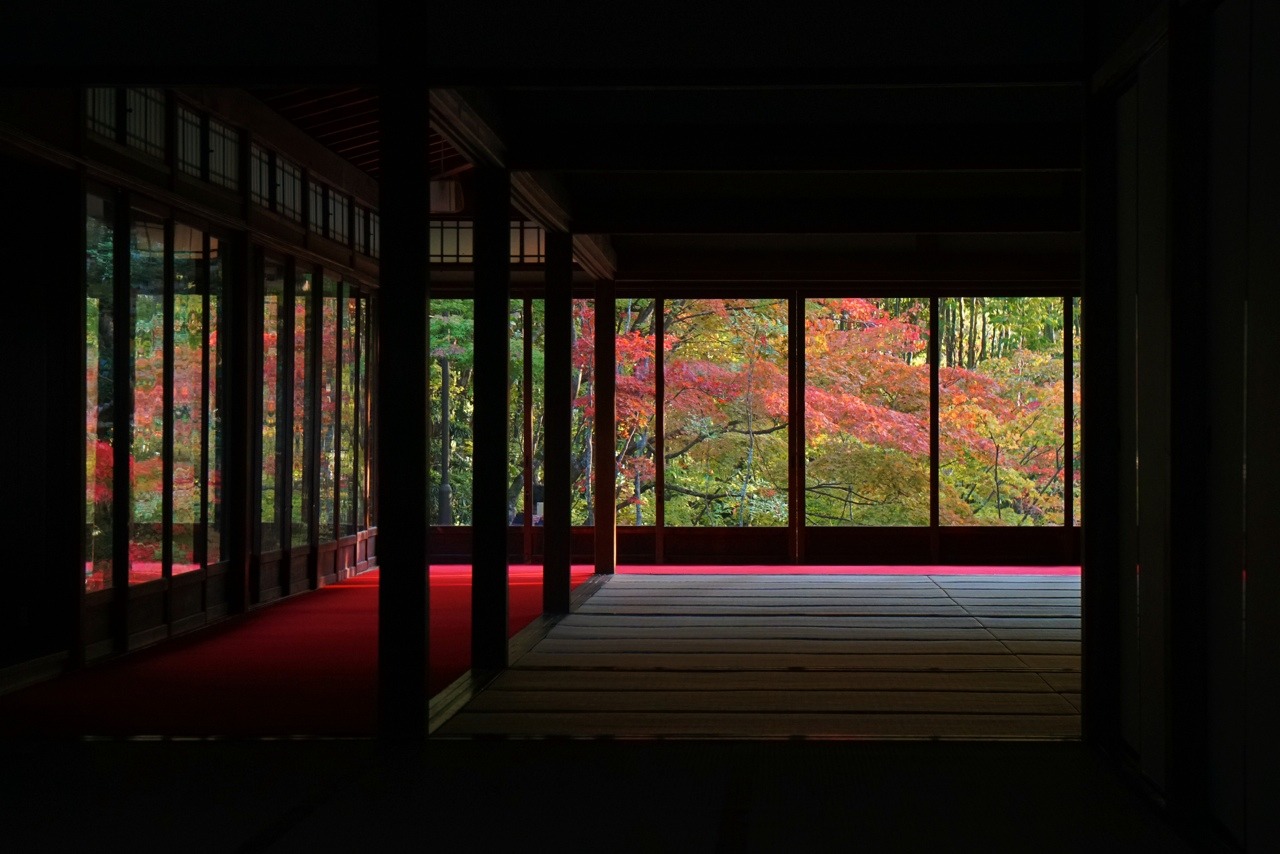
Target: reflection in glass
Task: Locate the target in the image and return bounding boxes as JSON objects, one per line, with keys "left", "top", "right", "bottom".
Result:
{"left": 129, "top": 216, "right": 165, "bottom": 584}
{"left": 939, "top": 297, "right": 1067, "bottom": 526}
{"left": 530, "top": 300, "right": 546, "bottom": 525}
{"left": 85, "top": 194, "right": 114, "bottom": 592}
{"left": 319, "top": 277, "right": 339, "bottom": 541}
{"left": 207, "top": 238, "right": 225, "bottom": 563}
{"left": 340, "top": 292, "right": 359, "bottom": 536}
{"left": 291, "top": 271, "right": 313, "bottom": 547}
{"left": 664, "top": 298, "right": 789, "bottom": 527}
{"left": 170, "top": 224, "right": 204, "bottom": 575}
{"left": 259, "top": 260, "right": 286, "bottom": 552}
{"left": 357, "top": 299, "right": 371, "bottom": 529}
{"left": 508, "top": 299, "right": 525, "bottom": 524}
{"left": 804, "top": 298, "right": 930, "bottom": 526}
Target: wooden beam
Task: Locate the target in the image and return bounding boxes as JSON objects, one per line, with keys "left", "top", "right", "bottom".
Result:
{"left": 429, "top": 88, "right": 506, "bottom": 169}
{"left": 594, "top": 277, "right": 617, "bottom": 575}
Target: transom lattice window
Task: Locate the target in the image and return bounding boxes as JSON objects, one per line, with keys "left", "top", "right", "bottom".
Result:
{"left": 86, "top": 88, "right": 117, "bottom": 137}
{"left": 427, "top": 220, "right": 547, "bottom": 263}
{"left": 207, "top": 118, "right": 240, "bottom": 189}
{"left": 510, "top": 220, "right": 545, "bottom": 262}
{"left": 309, "top": 182, "right": 325, "bottom": 235}
{"left": 178, "top": 107, "right": 203, "bottom": 177}
{"left": 429, "top": 220, "right": 473, "bottom": 262}
{"left": 86, "top": 87, "right": 165, "bottom": 160}
{"left": 329, "top": 191, "right": 350, "bottom": 244}
{"left": 250, "top": 145, "right": 270, "bottom": 206}
{"left": 278, "top": 158, "right": 302, "bottom": 223}
{"left": 125, "top": 88, "right": 165, "bottom": 158}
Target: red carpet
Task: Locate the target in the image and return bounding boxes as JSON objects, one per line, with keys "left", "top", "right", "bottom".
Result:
{"left": 0, "top": 563, "right": 1076, "bottom": 737}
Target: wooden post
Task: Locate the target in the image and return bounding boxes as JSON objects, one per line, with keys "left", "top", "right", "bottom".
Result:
{"left": 375, "top": 81, "right": 430, "bottom": 740}
{"left": 594, "top": 277, "right": 616, "bottom": 574}
{"left": 542, "top": 230, "right": 572, "bottom": 612}
{"left": 471, "top": 166, "right": 511, "bottom": 669}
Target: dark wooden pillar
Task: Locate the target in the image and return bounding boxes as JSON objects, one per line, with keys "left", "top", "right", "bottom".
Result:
{"left": 787, "top": 291, "right": 804, "bottom": 563}
{"left": 376, "top": 82, "right": 431, "bottom": 740}
{"left": 471, "top": 166, "right": 510, "bottom": 670}
{"left": 542, "top": 230, "right": 572, "bottom": 612}
{"left": 1081, "top": 83, "right": 1122, "bottom": 750}
{"left": 593, "top": 277, "right": 616, "bottom": 574}
{"left": 1245, "top": 2, "right": 1280, "bottom": 846}
{"left": 0, "top": 156, "right": 82, "bottom": 669}
{"left": 1166, "top": 0, "right": 1213, "bottom": 816}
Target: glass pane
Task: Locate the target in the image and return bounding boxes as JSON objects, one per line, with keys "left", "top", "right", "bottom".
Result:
{"left": 279, "top": 161, "right": 301, "bottom": 222}
{"left": 309, "top": 184, "right": 324, "bottom": 234}
{"left": 207, "top": 237, "right": 225, "bottom": 563}
{"left": 259, "top": 260, "right": 286, "bottom": 552}
{"left": 125, "top": 88, "right": 165, "bottom": 158}
{"left": 530, "top": 299, "right": 546, "bottom": 524}
{"left": 939, "top": 297, "right": 1067, "bottom": 526}
{"left": 292, "top": 271, "right": 313, "bottom": 547}
{"left": 570, "top": 299, "right": 594, "bottom": 524}
{"left": 129, "top": 216, "right": 165, "bottom": 584}
{"left": 178, "top": 108, "right": 202, "bottom": 177}
{"left": 87, "top": 87, "right": 117, "bottom": 137}
{"left": 664, "top": 298, "right": 789, "bottom": 527}
{"left": 86, "top": 194, "right": 114, "bottom": 592}
{"left": 357, "top": 299, "right": 371, "bottom": 528}
{"left": 509, "top": 299, "right": 525, "bottom": 525}
{"left": 429, "top": 298, "right": 474, "bottom": 525}
{"left": 615, "top": 298, "right": 657, "bottom": 526}
{"left": 318, "top": 277, "right": 340, "bottom": 542}
{"left": 1072, "top": 296, "right": 1081, "bottom": 527}
{"left": 804, "top": 298, "right": 931, "bottom": 526}
{"left": 340, "top": 293, "right": 359, "bottom": 536}
{"left": 209, "top": 119, "right": 239, "bottom": 190}
{"left": 250, "top": 146, "right": 268, "bottom": 205}
{"left": 171, "top": 224, "right": 204, "bottom": 575}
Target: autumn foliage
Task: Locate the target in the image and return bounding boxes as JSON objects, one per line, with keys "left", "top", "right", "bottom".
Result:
{"left": 429, "top": 294, "right": 1079, "bottom": 529}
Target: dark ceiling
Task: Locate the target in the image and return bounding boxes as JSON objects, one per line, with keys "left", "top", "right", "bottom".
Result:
{"left": 247, "top": 13, "right": 1087, "bottom": 284}
{"left": 250, "top": 86, "right": 383, "bottom": 179}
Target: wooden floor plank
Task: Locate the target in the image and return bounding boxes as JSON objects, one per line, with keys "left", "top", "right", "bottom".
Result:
{"left": 986, "top": 628, "right": 1080, "bottom": 640}
{"left": 487, "top": 670, "right": 1059, "bottom": 693}
{"left": 575, "top": 605, "right": 974, "bottom": 616}
{"left": 436, "top": 711, "right": 1081, "bottom": 739}
{"left": 532, "top": 638, "right": 1014, "bottom": 655}
{"left": 972, "top": 617, "right": 1080, "bottom": 629}
{"left": 465, "top": 689, "right": 1079, "bottom": 715}
{"left": 548, "top": 625, "right": 1001, "bottom": 641}
{"left": 584, "top": 595, "right": 961, "bottom": 606}
{"left": 558, "top": 614, "right": 985, "bottom": 628}
{"left": 999, "top": 640, "right": 1082, "bottom": 655}
{"left": 1040, "top": 672, "right": 1082, "bottom": 692}
{"left": 1014, "top": 654, "right": 1081, "bottom": 671}
{"left": 514, "top": 652, "right": 1035, "bottom": 670}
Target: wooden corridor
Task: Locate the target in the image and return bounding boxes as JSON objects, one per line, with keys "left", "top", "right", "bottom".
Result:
{"left": 434, "top": 573, "right": 1082, "bottom": 739}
